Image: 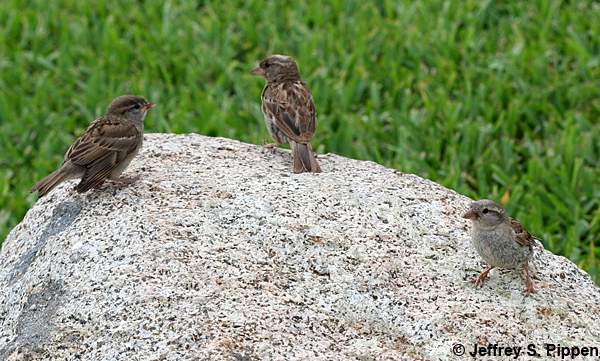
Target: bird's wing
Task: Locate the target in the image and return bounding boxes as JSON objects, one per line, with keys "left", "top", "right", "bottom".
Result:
{"left": 509, "top": 217, "right": 534, "bottom": 247}
{"left": 75, "top": 152, "right": 119, "bottom": 192}
{"left": 262, "top": 82, "right": 316, "bottom": 143}
{"left": 65, "top": 115, "right": 140, "bottom": 167}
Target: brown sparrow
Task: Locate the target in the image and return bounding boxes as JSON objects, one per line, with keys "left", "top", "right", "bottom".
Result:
{"left": 463, "top": 200, "right": 535, "bottom": 294}
{"left": 31, "top": 95, "right": 154, "bottom": 196}
{"left": 251, "top": 54, "right": 321, "bottom": 173}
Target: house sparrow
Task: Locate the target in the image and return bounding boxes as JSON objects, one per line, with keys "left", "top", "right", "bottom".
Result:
{"left": 463, "top": 199, "right": 535, "bottom": 294}
{"left": 251, "top": 55, "right": 321, "bottom": 173}
{"left": 31, "top": 95, "right": 154, "bottom": 196}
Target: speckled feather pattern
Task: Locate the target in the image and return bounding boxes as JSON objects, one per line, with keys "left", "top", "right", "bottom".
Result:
{"left": 31, "top": 96, "right": 151, "bottom": 196}
{"left": 260, "top": 79, "right": 321, "bottom": 173}
{"left": 471, "top": 221, "right": 533, "bottom": 269}
{"left": 65, "top": 114, "right": 143, "bottom": 191}
{"left": 66, "top": 114, "right": 142, "bottom": 168}
{"left": 261, "top": 80, "right": 316, "bottom": 145}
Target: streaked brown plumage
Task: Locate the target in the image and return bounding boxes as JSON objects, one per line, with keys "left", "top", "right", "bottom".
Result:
{"left": 31, "top": 95, "right": 154, "bottom": 196}
{"left": 251, "top": 55, "right": 321, "bottom": 173}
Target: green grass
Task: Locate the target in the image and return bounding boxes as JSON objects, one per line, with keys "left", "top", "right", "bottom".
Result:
{"left": 0, "top": 0, "right": 598, "bottom": 282}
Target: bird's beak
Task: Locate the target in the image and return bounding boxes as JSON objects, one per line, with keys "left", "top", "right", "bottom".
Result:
{"left": 251, "top": 66, "right": 265, "bottom": 76}
{"left": 462, "top": 210, "right": 476, "bottom": 220}
{"left": 143, "top": 102, "right": 155, "bottom": 111}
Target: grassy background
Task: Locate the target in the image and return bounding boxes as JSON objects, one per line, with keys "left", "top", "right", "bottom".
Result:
{"left": 0, "top": 0, "right": 598, "bottom": 283}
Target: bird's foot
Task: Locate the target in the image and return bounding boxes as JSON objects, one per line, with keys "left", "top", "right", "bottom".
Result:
{"left": 472, "top": 266, "right": 494, "bottom": 288}
{"left": 262, "top": 142, "right": 279, "bottom": 149}
{"left": 524, "top": 282, "right": 536, "bottom": 295}
{"left": 111, "top": 175, "right": 141, "bottom": 187}
{"left": 472, "top": 274, "right": 487, "bottom": 287}
{"left": 524, "top": 266, "right": 536, "bottom": 295}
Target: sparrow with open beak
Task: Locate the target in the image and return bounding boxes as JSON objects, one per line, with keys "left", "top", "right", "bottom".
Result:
{"left": 463, "top": 199, "right": 535, "bottom": 294}
{"left": 32, "top": 95, "right": 155, "bottom": 196}
{"left": 251, "top": 54, "right": 321, "bottom": 173}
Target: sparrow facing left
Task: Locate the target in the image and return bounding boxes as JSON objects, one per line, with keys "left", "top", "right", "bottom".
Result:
{"left": 251, "top": 55, "right": 321, "bottom": 173}
{"left": 32, "top": 95, "right": 155, "bottom": 196}
{"left": 463, "top": 199, "right": 535, "bottom": 294}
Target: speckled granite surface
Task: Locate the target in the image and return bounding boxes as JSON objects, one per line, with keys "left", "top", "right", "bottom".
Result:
{"left": 1, "top": 134, "right": 599, "bottom": 360}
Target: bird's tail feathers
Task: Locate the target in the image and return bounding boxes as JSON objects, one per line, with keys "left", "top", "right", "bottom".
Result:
{"left": 292, "top": 142, "right": 321, "bottom": 173}
{"left": 31, "top": 164, "right": 76, "bottom": 197}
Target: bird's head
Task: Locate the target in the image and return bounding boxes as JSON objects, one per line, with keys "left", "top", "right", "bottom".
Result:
{"left": 463, "top": 199, "right": 507, "bottom": 228}
{"left": 107, "top": 95, "right": 155, "bottom": 124}
{"left": 251, "top": 54, "right": 301, "bottom": 82}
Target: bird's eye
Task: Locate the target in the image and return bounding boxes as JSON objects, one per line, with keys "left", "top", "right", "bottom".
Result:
{"left": 264, "top": 62, "right": 270, "bottom": 68}
{"left": 132, "top": 104, "right": 141, "bottom": 110}
{"left": 482, "top": 208, "right": 489, "bottom": 214}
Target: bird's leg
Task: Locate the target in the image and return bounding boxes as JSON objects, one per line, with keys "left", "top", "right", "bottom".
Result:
{"left": 92, "top": 180, "right": 107, "bottom": 190}
{"left": 262, "top": 139, "right": 279, "bottom": 149}
{"left": 473, "top": 265, "right": 494, "bottom": 287}
{"left": 523, "top": 264, "right": 535, "bottom": 294}
{"left": 111, "top": 174, "right": 141, "bottom": 187}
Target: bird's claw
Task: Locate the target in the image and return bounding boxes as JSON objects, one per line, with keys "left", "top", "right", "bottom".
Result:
{"left": 472, "top": 266, "right": 494, "bottom": 288}
{"left": 111, "top": 174, "right": 141, "bottom": 187}
{"left": 263, "top": 143, "right": 278, "bottom": 149}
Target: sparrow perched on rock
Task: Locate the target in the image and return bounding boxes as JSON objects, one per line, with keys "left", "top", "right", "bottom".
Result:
{"left": 251, "top": 55, "right": 321, "bottom": 173}
{"left": 32, "top": 95, "right": 154, "bottom": 197}
{"left": 463, "top": 199, "right": 535, "bottom": 294}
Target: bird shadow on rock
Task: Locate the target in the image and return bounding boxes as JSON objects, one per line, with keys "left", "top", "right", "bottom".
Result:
{"left": 0, "top": 280, "right": 66, "bottom": 360}
{"left": 7, "top": 200, "right": 82, "bottom": 285}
